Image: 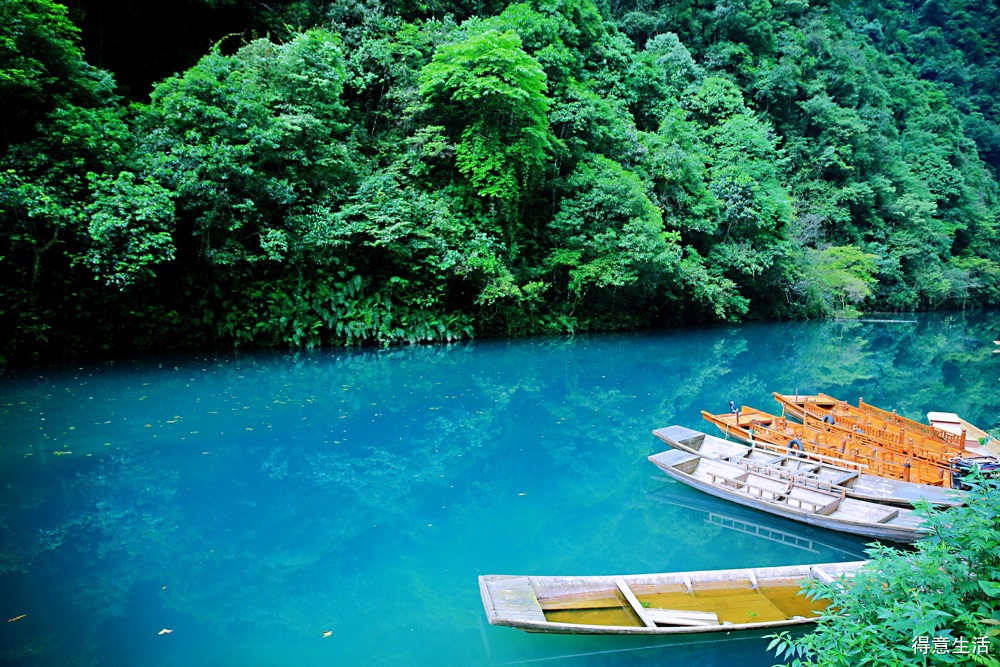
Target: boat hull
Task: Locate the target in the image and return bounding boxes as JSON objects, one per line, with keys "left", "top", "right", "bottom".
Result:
{"left": 648, "top": 449, "right": 927, "bottom": 543}
{"left": 480, "top": 561, "right": 866, "bottom": 635}
{"left": 653, "top": 425, "right": 965, "bottom": 508}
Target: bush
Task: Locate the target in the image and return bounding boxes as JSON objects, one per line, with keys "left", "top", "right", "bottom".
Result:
{"left": 769, "top": 475, "right": 1000, "bottom": 666}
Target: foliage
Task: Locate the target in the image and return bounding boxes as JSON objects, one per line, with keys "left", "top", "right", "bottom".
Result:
{"left": 813, "top": 245, "right": 880, "bottom": 316}
{"left": 419, "top": 27, "right": 555, "bottom": 216}
{"left": 0, "top": 0, "right": 112, "bottom": 150}
{"left": 769, "top": 475, "right": 1000, "bottom": 667}
{"left": 3, "top": 0, "right": 1000, "bottom": 362}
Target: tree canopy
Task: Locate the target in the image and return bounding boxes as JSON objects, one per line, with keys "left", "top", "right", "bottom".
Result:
{"left": 2, "top": 0, "right": 999, "bottom": 364}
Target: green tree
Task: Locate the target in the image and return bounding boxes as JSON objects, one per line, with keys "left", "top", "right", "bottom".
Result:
{"left": 815, "top": 245, "right": 879, "bottom": 315}
{"left": 545, "top": 154, "right": 682, "bottom": 325}
{"left": 0, "top": 0, "right": 111, "bottom": 149}
{"left": 418, "top": 28, "right": 556, "bottom": 221}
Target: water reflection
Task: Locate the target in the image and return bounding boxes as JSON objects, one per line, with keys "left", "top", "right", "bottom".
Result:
{"left": 646, "top": 483, "right": 870, "bottom": 560}
{"left": 0, "top": 311, "right": 997, "bottom": 665}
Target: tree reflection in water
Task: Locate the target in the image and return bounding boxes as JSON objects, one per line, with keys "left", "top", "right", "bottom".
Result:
{"left": 0, "top": 311, "right": 997, "bottom": 665}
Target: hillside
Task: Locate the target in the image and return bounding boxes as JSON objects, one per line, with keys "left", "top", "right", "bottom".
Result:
{"left": 2, "top": 0, "right": 998, "bottom": 363}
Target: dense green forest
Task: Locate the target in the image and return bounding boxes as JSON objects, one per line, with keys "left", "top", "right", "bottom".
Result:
{"left": 2, "top": 0, "right": 999, "bottom": 364}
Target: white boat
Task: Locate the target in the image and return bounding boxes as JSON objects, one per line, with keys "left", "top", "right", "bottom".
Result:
{"left": 653, "top": 425, "right": 965, "bottom": 508}
{"left": 647, "top": 448, "right": 929, "bottom": 543}
{"left": 927, "top": 411, "right": 1000, "bottom": 456}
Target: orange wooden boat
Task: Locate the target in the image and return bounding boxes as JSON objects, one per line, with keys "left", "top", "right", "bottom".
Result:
{"left": 702, "top": 407, "right": 958, "bottom": 487}
{"left": 772, "top": 392, "right": 965, "bottom": 448}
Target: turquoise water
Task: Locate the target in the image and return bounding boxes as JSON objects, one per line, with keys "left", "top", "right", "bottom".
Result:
{"left": 1, "top": 312, "right": 998, "bottom": 666}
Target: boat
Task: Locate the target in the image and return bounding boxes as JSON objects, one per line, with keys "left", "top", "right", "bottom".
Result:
{"left": 927, "top": 412, "right": 1000, "bottom": 456}
{"left": 653, "top": 425, "right": 965, "bottom": 507}
{"left": 798, "top": 411, "right": 961, "bottom": 462}
{"left": 479, "top": 560, "right": 866, "bottom": 635}
{"left": 647, "top": 448, "right": 929, "bottom": 542}
{"left": 702, "top": 407, "right": 956, "bottom": 487}
{"left": 773, "top": 392, "right": 965, "bottom": 448}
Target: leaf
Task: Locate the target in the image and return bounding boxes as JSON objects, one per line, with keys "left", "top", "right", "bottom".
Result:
{"left": 979, "top": 581, "right": 1000, "bottom": 598}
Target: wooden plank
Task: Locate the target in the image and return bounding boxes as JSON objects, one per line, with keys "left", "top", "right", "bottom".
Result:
{"left": 614, "top": 577, "right": 656, "bottom": 628}
{"left": 811, "top": 567, "right": 835, "bottom": 585}
{"left": 484, "top": 576, "right": 547, "bottom": 623}
{"left": 644, "top": 608, "right": 720, "bottom": 627}
{"left": 874, "top": 507, "right": 900, "bottom": 524}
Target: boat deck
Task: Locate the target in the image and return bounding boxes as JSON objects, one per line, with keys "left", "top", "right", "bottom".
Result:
{"left": 480, "top": 576, "right": 546, "bottom": 626}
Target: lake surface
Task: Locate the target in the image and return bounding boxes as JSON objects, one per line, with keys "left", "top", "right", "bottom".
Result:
{"left": 1, "top": 312, "right": 998, "bottom": 666}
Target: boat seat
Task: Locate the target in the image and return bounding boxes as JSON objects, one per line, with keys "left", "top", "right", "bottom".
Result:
{"left": 644, "top": 608, "right": 720, "bottom": 627}
{"left": 835, "top": 499, "right": 900, "bottom": 524}
{"left": 828, "top": 470, "right": 860, "bottom": 486}
{"left": 874, "top": 507, "right": 900, "bottom": 523}
{"left": 786, "top": 485, "right": 842, "bottom": 515}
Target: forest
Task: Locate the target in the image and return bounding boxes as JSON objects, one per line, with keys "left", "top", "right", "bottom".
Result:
{"left": 2, "top": 0, "right": 999, "bottom": 364}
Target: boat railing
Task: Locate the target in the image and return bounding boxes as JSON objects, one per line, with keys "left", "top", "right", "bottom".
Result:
{"left": 786, "top": 488, "right": 843, "bottom": 516}
{"left": 710, "top": 471, "right": 788, "bottom": 499}
{"left": 858, "top": 398, "right": 965, "bottom": 447}
{"left": 748, "top": 439, "right": 866, "bottom": 471}
{"left": 801, "top": 413, "right": 962, "bottom": 465}
{"left": 819, "top": 414, "right": 960, "bottom": 457}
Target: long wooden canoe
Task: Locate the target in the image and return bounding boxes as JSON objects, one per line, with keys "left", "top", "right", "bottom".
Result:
{"left": 480, "top": 561, "right": 865, "bottom": 635}
{"left": 647, "top": 449, "right": 929, "bottom": 542}
{"left": 773, "top": 392, "right": 967, "bottom": 449}
{"left": 702, "top": 407, "right": 957, "bottom": 488}
{"left": 653, "top": 425, "right": 965, "bottom": 507}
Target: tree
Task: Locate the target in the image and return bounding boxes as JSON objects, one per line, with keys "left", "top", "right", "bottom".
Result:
{"left": 545, "top": 154, "right": 682, "bottom": 323}
{"left": 815, "top": 245, "right": 879, "bottom": 315}
{"left": 0, "top": 0, "right": 111, "bottom": 149}
{"left": 418, "top": 28, "right": 556, "bottom": 221}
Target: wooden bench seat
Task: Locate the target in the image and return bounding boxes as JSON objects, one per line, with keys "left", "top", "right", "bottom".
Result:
{"left": 644, "top": 608, "right": 720, "bottom": 627}
{"left": 785, "top": 485, "right": 843, "bottom": 515}
{"left": 835, "top": 499, "right": 900, "bottom": 523}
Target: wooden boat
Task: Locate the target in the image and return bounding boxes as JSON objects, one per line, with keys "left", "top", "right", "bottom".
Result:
{"left": 798, "top": 411, "right": 961, "bottom": 463}
{"left": 773, "top": 392, "right": 965, "bottom": 448}
{"left": 479, "top": 561, "right": 866, "bottom": 635}
{"left": 702, "top": 407, "right": 957, "bottom": 488}
{"left": 647, "top": 448, "right": 929, "bottom": 542}
{"left": 653, "top": 425, "right": 965, "bottom": 507}
{"left": 927, "top": 411, "right": 1000, "bottom": 455}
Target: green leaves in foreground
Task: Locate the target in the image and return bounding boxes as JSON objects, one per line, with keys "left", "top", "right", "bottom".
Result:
{"left": 769, "top": 476, "right": 1000, "bottom": 666}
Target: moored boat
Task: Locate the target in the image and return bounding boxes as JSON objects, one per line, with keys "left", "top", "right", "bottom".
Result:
{"left": 702, "top": 407, "right": 957, "bottom": 487}
{"left": 479, "top": 561, "right": 866, "bottom": 635}
{"left": 927, "top": 411, "right": 1000, "bottom": 456}
{"left": 773, "top": 392, "right": 965, "bottom": 448}
{"left": 653, "top": 424, "right": 965, "bottom": 507}
{"left": 647, "top": 448, "right": 929, "bottom": 543}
